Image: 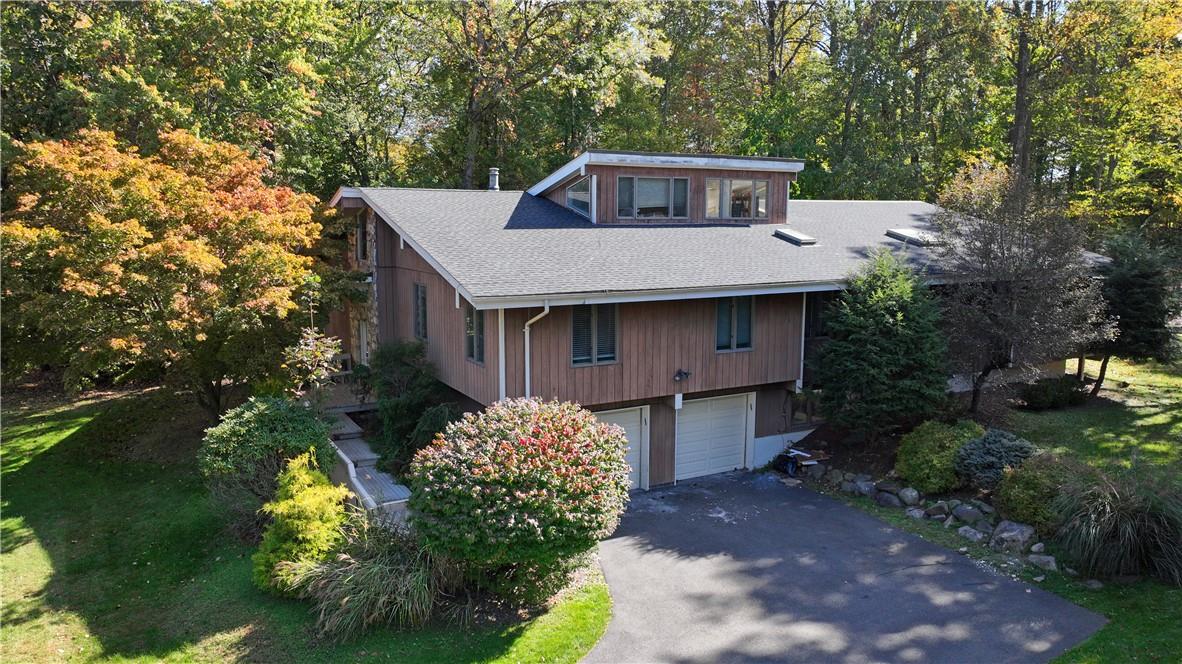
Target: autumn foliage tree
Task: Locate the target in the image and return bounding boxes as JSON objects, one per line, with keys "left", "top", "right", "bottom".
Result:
{"left": 2, "top": 129, "right": 321, "bottom": 414}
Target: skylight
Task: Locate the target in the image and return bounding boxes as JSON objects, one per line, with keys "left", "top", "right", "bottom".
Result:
{"left": 885, "top": 228, "right": 936, "bottom": 246}
{"left": 774, "top": 227, "right": 817, "bottom": 246}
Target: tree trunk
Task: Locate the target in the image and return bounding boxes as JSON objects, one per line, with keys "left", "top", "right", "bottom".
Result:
{"left": 1075, "top": 351, "right": 1086, "bottom": 379}
{"left": 969, "top": 366, "right": 995, "bottom": 414}
{"left": 1010, "top": 0, "right": 1033, "bottom": 177}
{"left": 1090, "top": 353, "right": 1111, "bottom": 397}
{"left": 197, "top": 380, "right": 225, "bottom": 419}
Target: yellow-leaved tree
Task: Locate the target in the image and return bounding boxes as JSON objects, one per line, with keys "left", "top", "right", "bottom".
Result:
{"left": 2, "top": 129, "right": 322, "bottom": 414}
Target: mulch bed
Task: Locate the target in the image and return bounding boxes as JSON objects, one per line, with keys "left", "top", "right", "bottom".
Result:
{"left": 795, "top": 423, "right": 901, "bottom": 478}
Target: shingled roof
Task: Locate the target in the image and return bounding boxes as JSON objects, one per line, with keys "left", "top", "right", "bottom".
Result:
{"left": 342, "top": 187, "right": 943, "bottom": 308}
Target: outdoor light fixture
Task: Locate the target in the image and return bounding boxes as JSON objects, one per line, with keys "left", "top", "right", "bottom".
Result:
{"left": 673, "top": 369, "right": 692, "bottom": 382}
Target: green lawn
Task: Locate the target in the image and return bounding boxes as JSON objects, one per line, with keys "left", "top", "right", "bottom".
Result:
{"left": 829, "top": 355, "right": 1182, "bottom": 663}
{"left": 0, "top": 391, "right": 611, "bottom": 663}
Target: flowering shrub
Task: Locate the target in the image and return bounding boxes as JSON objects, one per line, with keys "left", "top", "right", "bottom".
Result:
{"left": 407, "top": 399, "right": 630, "bottom": 601}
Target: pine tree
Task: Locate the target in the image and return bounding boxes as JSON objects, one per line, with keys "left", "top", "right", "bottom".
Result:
{"left": 817, "top": 251, "right": 948, "bottom": 440}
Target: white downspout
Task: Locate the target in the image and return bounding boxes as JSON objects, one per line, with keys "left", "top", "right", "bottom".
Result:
{"left": 497, "top": 308, "right": 506, "bottom": 401}
{"left": 523, "top": 302, "right": 551, "bottom": 398}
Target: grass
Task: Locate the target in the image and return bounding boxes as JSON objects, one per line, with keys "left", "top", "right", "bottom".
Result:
{"left": 829, "top": 355, "right": 1182, "bottom": 663}
{"left": 0, "top": 390, "right": 611, "bottom": 663}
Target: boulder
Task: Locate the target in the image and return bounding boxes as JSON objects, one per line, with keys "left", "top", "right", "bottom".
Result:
{"left": 875, "top": 480, "right": 902, "bottom": 494}
{"left": 990, "top": 520, "right": 1037, "bottom": 554}
{"left": 952, "top": 504, "right": 985, "bottom": 524}
{"left": 854, "top": 479, "right": 876, "bottom": 496}
{"left": 806, "top": 463, "right": 828, "bottom": 480}
{"left": 874, "top": 491, "right": 904, "bottom": 507}
{"left": 840, "top": 481, "right": 857, "bottom": 494}
{"left": 898, "top": 487, "right": 920, "bottom": 506}
{"left": 947, "top": 499, "right": 963, "bottom": 510}
{"left": 943, "top": 515, "right": 957, "bottom": 529}
{"left": 958, "top": 526, "right": 988, "bottom": 543}
{"left": 1030, "top": 542, "right": 1045, "bottom": 554}
{"left": 1033, "top": 575, "right": 1046, "bottom": 583}
{"left": 971, "top": 499, "right": 996, "bottom": 515}
{"left": 1028, "top": 554, "right": 1058, "bottom": 572}
{"left": 924, "top": 501, "right": 950, "bottom": 518}
{"left": 826, "top": 469, "right": 845, "bottom": 485}
{"left": 854, "top": 473, "right": 873, "bottom": 483}
{"left": 1083, "top": 579, "right": 1104, "bottom": 590}
{"left": 905, "top": 507, "right": 927, "bottom": 520}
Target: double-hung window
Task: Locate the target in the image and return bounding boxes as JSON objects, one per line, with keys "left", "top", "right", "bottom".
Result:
{"left": 566, "top": 175, "right": 591, "bottom": 217}
{"left": 716, "top": 296, "right": 753, "bottom": 351}
{"left": 413, "top": 283, "right": 428, "bottom": 341}
{"left": 617, "top": 176, "right": 689, "bottom": 218}
{"left": 706, "top": 179, "right": 769, "bottom": 219}
{"left": 464, "top": 303, "right": 484, "bottom": 363}
{"left": 571, "top": 304, "right": 617, "bottom": 365}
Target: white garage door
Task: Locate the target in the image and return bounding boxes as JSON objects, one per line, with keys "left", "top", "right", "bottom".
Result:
{"left": 596, "top": 407, "right": 647, "bottom": 490}
{"left": 675, "top": 394, "right": 751, "bottom": 481}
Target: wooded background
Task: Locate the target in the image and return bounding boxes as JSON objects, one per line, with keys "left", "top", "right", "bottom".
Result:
{"left": 3, "top": 0, "right": 1179, "bottom": 243}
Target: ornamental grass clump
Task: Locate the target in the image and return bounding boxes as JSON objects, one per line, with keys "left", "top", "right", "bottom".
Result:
{"left": 1054, "top": 465, "right": 1182, "bottom": 586}
{"left": 954, "top": 428, "right": 1038, "bottom": 490}
{"left": 279, "top": 509, "right": 460, "bottom": 642}
{"left": 252, "top": 452, "right": 350, "bottom": 594}
{"left": 407, "top": 398, "right": 630, "bottom": 603}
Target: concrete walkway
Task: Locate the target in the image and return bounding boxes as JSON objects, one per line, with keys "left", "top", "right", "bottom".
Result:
{"left": 587, "top": 473, "right": 1105, "bottom": 664}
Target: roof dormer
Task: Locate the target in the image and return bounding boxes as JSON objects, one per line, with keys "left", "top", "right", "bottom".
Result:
{"left": 528, "top": 150, "right": 804, "bottom": 225}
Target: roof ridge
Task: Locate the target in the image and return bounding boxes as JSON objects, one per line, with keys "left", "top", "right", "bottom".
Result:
{"left": 790, "top": 199, "right": 931, "bottom": 203}
{"left": 360, "top": 187, "right": 525, "bottom": 193}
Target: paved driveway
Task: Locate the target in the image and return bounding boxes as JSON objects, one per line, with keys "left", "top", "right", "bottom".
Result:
{"left": 587, "top": 473, "right": 1105, "bottom": 664}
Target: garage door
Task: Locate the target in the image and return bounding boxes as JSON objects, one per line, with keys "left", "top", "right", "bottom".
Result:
{"left": 596, "top": 407, "right": 647, "bottom": 490}
{"left": 675, "top": 394, "right": 751, "bottom": 481}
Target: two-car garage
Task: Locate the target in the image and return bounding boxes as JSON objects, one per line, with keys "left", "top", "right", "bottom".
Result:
{"left": 596, "top": 393, "right": 755, "bottom": 490}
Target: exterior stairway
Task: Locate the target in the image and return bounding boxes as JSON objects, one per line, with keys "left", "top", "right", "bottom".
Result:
{"left": 328, "top": 411, "right": 410, "bottom": 517}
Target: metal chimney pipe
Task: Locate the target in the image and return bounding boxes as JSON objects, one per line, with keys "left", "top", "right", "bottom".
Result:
{"left": 488, "top": 167, "right": 500, "bottom": 191}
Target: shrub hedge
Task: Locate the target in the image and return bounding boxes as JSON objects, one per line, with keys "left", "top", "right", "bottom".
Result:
{"left": 994, "top": 452, "right": 1094, "bottom": 537}
{"left": 954, "top": 428, "right": 1038, "bottom": 490}
{"left": 252, "top": 452, "right": 350, "bottom": 594}
{"left": 198, "top": 397, "right": 334, "bottom": 538}
{"left": 407, "top": 398, "right": 630, "bottom": 603}
{"left": 894, "top": 420, "right": 985, "bottom": 494}
{"left": 1020, "top": 376, "right": 1088, "bottom": 410}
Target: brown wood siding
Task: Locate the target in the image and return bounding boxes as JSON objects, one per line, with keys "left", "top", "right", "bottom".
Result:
{"left": 754, "top": 384, "right": 794, "bottom": 438}
{"left": 524, "top": 294, "right": 803, "bottom": 408}
{"left": 374, "top": 215, "right": 398, "bottom": 344}
{"left": 649, "top": 399, "right": 676, "bottom": 485}
{"left": 587, "top": 165, "right": 795, "bottom": 225}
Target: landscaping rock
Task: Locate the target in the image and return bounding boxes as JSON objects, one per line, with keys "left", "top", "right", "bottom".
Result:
{"left": 958, "top": 526, "right": 988, "bottom": 543}
{"left": 953, "top": 504, "right": 985, "bottom": 524}
{"left": 924, "top": 501, "right": 950, "bottom": 518}
{"left": 971, "top": 499, "right": 995, "bottom": 515}
{"left": 1083, "top": 579, "right": 1104, "bottom": 590}
{"left": 947, "top": 499, "right": 963, "bottom": 510}
{"left": 854, "top": 473, "right": 872, "bottom": 483}
{"left": 1064, "top": 566, "right": 1079, "bottom": 577}
{"left": 840, "top": 481, "right": 857, "bottom": 494}
{"left": 1028, "top": 554, "right": 1058, "bottom": 572}
{"left": 975, "top": 522, "right": 993, "bottom": 535}
{"left": 1030, "top": 542, "right": 1045, "bottom": 554}
{"left": 854, "top": 479, "right": 876, "bottom": 496}
{"left": 905, "top": 507, "right": 927, "bottom": 520}
{"left": 898, "top": 487, "right": 920, "bottom": 506}
{"left": 943, "top": 515, "right": 957, "bottom": 528}
{"left": 990, "top": 520, "right": 1037, "bottom": 554}
{"left": 844, "top": 472, "right": 858, "bottom": 481}
{"left": 826, "top": 469, "right": 845, "bottom": 485}
{"left": 875, "top": 480, "right": 902, "bottom": 494}
{"left": 806, "top": 463, "right": 828, "bottom": 480}
{"left": 1033, "top": 575, "right": 1046, "bottom": 583}
{"left": 874, "top": 491, "right": 904, "bottom": 507}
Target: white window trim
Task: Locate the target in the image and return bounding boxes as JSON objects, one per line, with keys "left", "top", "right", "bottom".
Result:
{"left": 705, "top": 178, "right": 770, "bottom": 221}
{"left": 616, "top": 176, "right": 690, "bottom": 220}
{"left": 565, "top": 175, "right": 592, "bottom": 219}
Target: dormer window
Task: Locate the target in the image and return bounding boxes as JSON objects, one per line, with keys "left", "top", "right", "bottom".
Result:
{"left": 706, "top": 179, "right": 768, "bottom": 219}
{"left": 617, "top": 176, "right": 689, "bottom": 219}
{"left": 566, "top": 175, "right": 591, "bottom": 217}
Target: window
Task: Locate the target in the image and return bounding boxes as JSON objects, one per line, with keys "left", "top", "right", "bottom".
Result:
{"left": 572, "top": 304, "right": 617, "bottom": 365}
{"left": 413, "top": 283, "right": 427, "bottom": 340}
{"left": 716, "top": 296, "right": 753, "bottom": 351}
{"left": 464, "top": 304, "right": 484, "bottom": 363}
{"left": 356, "top": 214, "right": 368, "bottom": 260}
{"left": 357, "top": 320, "right": 369, "bottom": 365}
{"left": 616, "top": 176, "right": 689, "bottom": 218}
{"left": 566, "top": 175, "right": 591, "bottom": 217}
{"left": 706, "top": 179, "right": 769, "bottom": 219}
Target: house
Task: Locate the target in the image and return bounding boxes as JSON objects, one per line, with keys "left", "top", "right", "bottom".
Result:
{"left": 328, "top": 150, "right": 950, "bottom": 490}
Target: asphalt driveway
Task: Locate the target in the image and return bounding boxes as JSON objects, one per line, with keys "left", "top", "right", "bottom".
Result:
{"left": 587, "top": 472, "right": 1105, "bottom": 664}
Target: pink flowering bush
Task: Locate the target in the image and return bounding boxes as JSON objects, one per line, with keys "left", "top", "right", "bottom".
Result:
{"left": 407, "top": 398, "right": 630, "bottom": 601}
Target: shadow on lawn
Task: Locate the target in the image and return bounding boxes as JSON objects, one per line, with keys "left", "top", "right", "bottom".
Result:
{"left": 0, "top": 394, "right": 524, "bottom": 662}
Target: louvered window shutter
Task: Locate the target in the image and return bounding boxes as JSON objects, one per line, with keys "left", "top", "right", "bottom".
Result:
{"left": 572, "top": 305, "right": 594, "bottom": 365}
{"left": 595, "top": 305, "right": 617, "bottom": 362}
